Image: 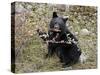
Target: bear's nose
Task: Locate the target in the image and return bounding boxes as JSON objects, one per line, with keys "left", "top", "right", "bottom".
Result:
{"left": 54, "top": 24, "right": 60, "bottom": 30}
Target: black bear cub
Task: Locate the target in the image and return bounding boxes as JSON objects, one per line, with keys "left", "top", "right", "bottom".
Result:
{"left": 47, "top": 12, "right": 81, "bottom": 67}
{"left": 37, "top": 12, "right": 81, "bottom": 67}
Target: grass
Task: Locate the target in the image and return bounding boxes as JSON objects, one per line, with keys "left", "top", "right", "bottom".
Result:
{"left": 13, "top": 2, "right": 97, "bottom": 73}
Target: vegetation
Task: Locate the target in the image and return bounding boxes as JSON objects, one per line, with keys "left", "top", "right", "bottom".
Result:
{"left": 13, "top": 2, "right": 97, "bottom": 73}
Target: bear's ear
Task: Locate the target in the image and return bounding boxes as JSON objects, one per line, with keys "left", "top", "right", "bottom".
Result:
{"left": 53, "top": 12, "right": 58, "bottom": 18}
{"left": 63, "top": 16, "right": 68, "bottom": 22}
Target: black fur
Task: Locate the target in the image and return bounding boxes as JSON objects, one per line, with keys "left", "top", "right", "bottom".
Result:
{"left": 37, "top": 12, "right": 81, "bottom": 67}
{"left": 48, "top": 12, "right": 81, "bottom": 66}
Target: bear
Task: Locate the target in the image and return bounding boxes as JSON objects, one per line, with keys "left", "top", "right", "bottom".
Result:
{"left": 47, "top": 12, "right": 81, "bottom": 67}
{"left": 37, "top": 12, "right": 81, "bottom": 67}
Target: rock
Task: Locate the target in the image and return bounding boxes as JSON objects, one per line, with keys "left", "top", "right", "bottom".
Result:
{"left": 80, "top": 29, "right": 90, "bottom": 36}
{"left": 15, "top": 3, "right": 31, "bottom": 14}
{"left": 79, "top": 52, "right": 87, "bottom": 63}
{"left": 16, "top": 4, "right": 27, "bottom": 14}
{"left": 56, "top": 5, "right": 66, "bottom": 11}
{"left": 63, "top": 16, "right": 69, "bottom": 19}
{"left": 91, "top": 33, "right": 95, "bottom": 36}
{"left": 75, "top": 32, "right": 78, "bottom": 35}
{"left": 28, "top": 30, "right": 33, "bottom": 36}
{"left": 68, "top": 26, "right": 73, "bottom": 30}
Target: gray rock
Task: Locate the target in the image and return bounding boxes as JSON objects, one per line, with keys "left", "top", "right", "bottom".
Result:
{"left": 80, "top": 29, "right": 90, "bottom": 36}
{"left": 56, "top": 5, "right": 66, "bottom": 11}
{"left": 68, "top": 26, "right": 73, "bottom": 30}
{"left": 75, "top": 32, "right": 78, "bottom": 35}
{"left": 15, "top": 4, "right": 27, "bottom": 13}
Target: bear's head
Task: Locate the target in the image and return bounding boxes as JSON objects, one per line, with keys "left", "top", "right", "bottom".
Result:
{"left": 49, "top": 12, "right": 68, "bottom": 33}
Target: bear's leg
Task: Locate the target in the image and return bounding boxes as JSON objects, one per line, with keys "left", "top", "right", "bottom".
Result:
{"left": 55, "top": 47, "right": 64, "bottom": 63}
{"left": 68, "top": 43, "right": 81, "bottom": 64}
{"left": 45, "top": 43, "right": 55, "bottom": 58}
{"left": 56, "top": 47, "right": 72, "bottom": 67}
{"left": 62, "top": 56, "right": 72, "bottom": 67}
